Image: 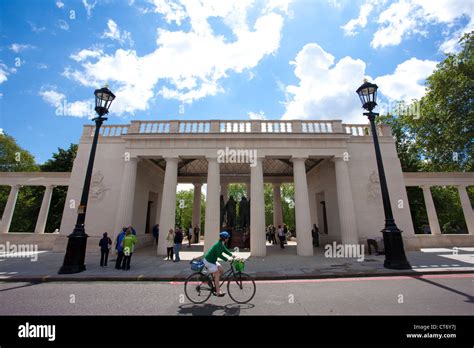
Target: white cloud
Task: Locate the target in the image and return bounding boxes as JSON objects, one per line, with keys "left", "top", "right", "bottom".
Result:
{"left": 56, "top": 0, "right": 64, "bottom": 9}
{"left": 0, "top": 62, "right": 17, "bottom": 84}
{"left": 37, "top": 63, "right": 48, "bottom": 69}
{"left": 101, "top": 19, "right": 134, "bottom": 46}
{"left": 328, "top": 0, "right": 343, "bottom": 9}
{"left": 70, "top": 48, "right": 104, "bottom": 62}
{"left": 39, "top": 89, "right": 66, "bottom": 106}
{"left": 264, "top": 0, "right": 293, "bottom": 14}
{"left": 39, "top": 87, "right": 94, "bottom": 118}
{"left": 248, "top": 111, "right": 266, "bottom": 120}
{"left": 371, "top": 0, "right": 473, "bottom": 50}
{"left": 57, "top": 19, "right": 70, "bottom": 31}
{"left": 341, "top": 0, "right": 379, "bottom": 36}
{"left": 83, "top": 0, "right": 97, "bottom": 18}
{"left": 282, "top": 43, "right": 369, "bottom": 123}
{"left": 374, "top": 57, "right": 438, "bottom": 101}
{"left": 281, "top": 43, "right": 438, "bottom": 122}
{"left": 148, "top": 0, "right": 188, "bottom": 24}
{"left": 64, "top": 1, "right": 289, "bottom": 115}
{"left": 9, "top": 43, "right": 35, "bottom": 53}
{"left": 28, "top": 21, "right": 46, "bottom": 33}
{"left": 0, "top": 64, "right": 8, "bottom": 84}
{"left": 439, "top": 18, "right": 474, "bottom": 53}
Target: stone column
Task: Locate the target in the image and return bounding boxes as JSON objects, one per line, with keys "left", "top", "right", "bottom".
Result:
{"left": 157, "top": 157, "right": 179, "bottom": 255}
{"left": 292, "top": 157, "right": 313, "bottom": 256}
{"left": 272, "top": 183, "right": 283, "bottom": 227}
{"left": 34, "top": 185, "right": 55, "bottom": 234}
{"left": 0, "top": 185, "right": 20, "bottom": 234}
{"left": 192, "top": 183, "right": 202, "bottom": 234}
{"left": 245, "top": 181, "right": 251, "bottom": 198}
{"left": 421, "top": 185, "right": 441, "bottom": 235}
{"left": 204, "top": 157, "right": 220, "bottom": 253}
{"left": 333, "top": 157, "right": 359, "bottom": 245}
{"left": 457, "top": 185, "right": 474, "bottom": 235}
{"left": 250, "top": 157, "right": 266, "bottom": 256}
{"left": 114, "top": 158, "right": 138, "bottom": 235}
{"left": 154, "top": 192, "right": 162, "bottom": 226}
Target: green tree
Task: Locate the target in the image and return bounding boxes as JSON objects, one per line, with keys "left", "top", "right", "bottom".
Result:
{"left": 0, "top": 132, "right": 40, "bottom": 232}
{"left": 175, "top": 189, "right": 205, "bottom": 233}
{"left": 0, "top": 132, "right": 38, "bottom": 172}
{"left": 415, "top": 32, "right": 473, "bottom": 172}
{"left": 281, "top": 183, "right": 295, "bottom": 231}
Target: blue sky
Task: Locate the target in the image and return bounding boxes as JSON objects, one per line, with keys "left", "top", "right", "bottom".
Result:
{"left": 0, "top": 0, "right": 472, "bottom": 164}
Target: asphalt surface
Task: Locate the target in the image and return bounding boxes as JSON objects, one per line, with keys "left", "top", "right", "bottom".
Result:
{"left": 0, "top": 273, "right": 472, "bottom": 315}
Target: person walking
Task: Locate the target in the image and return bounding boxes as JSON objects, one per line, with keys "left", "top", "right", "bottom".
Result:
{"left": 188, "top": 225, "right": 193, "bottom": 248}
{"left": 121, "top": 228, "right": 137, "bottom": 270}
{"left": 99, "top": 232, "right": 112, "bottom": 267}
{"left": 277, "top": 225, "right": 285, "bottom": 249}
{"left": 152, "top": 224, "right": 159, "bottom": 245}
{"left": 194, "top": 224, "right": 200, "bottom": 243}
{"left": 283, "top": 224, "right": 289, "bottom": 245}
{"left": 173, "top": 228, "right": 183, "bottom": 262}
{"left": 271, "top": 225, "right": 277, "bottom": 245}
{"left": 166, "top": 228, "right": 175, "bottom": 261}
{"left": 114, "top": 227, "right": 127, "bottom": 269}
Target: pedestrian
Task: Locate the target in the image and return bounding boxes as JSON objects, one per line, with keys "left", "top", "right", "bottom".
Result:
{"left": 312, "top": 224, "right": 320, "bottom": 247}
{"left": 121, "top": 228, "right": 137, "bottom": 270}
{"left": 277, "top": 225, "right": 285, "bottom": 249}
{"left": 367, "top": 236, "right": 385, "bottom": 256}
{"left": 188, "top": 225, "right": 193, "bottom": 248}
{"left": 99, "top": 232, "right": 112, "bottom": 267}
{"left": 173, "top": 227, "right": 183, "bottom": 262}
{"left": 166, "top": 228, "right": 175, "bottom": 261}
{"left": 194, "top": 224, "right": 200, "bottom": 243}
{"left": 271, "top": 225, "right": 277, "bottom": 245}
{"left": 283, "top": 224, "right": 289, "bottom": 244}
{"left": 115, "top": 227, "right": 127, "bottom": 269}
{"left": 152, "top": 224, "right": 159, "bottom": 245}
{"left": 128, "top": 225, "right": 137, "bottom": 235}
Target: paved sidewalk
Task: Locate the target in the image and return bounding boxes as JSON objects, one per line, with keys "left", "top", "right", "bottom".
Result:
{"left": 0, "top": 242, "right": 473, "bottom": 281}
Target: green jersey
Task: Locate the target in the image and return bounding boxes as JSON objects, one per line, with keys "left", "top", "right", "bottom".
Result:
{"left": 122, "top": 234, "right": 137, "bottom": 254}
{"left": 204, "top": 240, "right": 232, "bottom": 264}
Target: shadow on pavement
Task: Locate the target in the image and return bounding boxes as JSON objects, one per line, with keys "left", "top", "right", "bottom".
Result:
{"left": 177, "top": 303, "right": 255, "bottom": 316}
{"left": 0, "top": 281, "right": 40, "bottom": 293}
{"left": 414, "top": 276, "right": 474, "bottom": 303}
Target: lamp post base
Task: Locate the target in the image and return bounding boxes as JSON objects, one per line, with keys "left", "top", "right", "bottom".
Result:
{"left": 58, "top": 229, "right": 89, "bottom": 274}
{"left": 382, "top": 228, "right": 411, "bottom": 270}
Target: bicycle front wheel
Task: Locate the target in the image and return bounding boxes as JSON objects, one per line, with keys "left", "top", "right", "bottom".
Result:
{"left": 184, "top": 272, "right": 213, "bottom": 304}
{"left": 227, "top": 272, "right": 256, "bottom": 304}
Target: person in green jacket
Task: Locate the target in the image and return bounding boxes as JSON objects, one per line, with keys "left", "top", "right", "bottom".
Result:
{"left": 203, "top": 231, "right": 234, "bottom": 297}
{"left": 121, "top": 228, "right": 137, "bottom": 270}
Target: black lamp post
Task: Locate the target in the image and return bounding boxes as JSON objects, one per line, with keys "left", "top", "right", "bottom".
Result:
{"left": 58, "top": 86, "right": 115, "bottom": 274}
{"left": 356, "top": 80, "right": 411, "bottom": 270}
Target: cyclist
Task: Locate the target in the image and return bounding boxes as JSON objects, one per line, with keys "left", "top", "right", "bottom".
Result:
{"left": 203, "top": 231, "right": 234, "bottom": 297}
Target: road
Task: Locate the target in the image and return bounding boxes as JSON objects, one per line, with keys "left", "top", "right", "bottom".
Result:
{"left": 0, "top": 274, "right": 472, "bottom": 315}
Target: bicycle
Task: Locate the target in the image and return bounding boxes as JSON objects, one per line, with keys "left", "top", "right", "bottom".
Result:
{"left": 184, "top": 257, "right": 256, "bottom": 304}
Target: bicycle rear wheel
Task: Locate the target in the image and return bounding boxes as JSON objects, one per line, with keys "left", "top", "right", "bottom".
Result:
{"left": 184, "top": 272, "right": 213, "bottom": 304}
{"left": 227, "top": 272, "right": 256, "bottom": 304}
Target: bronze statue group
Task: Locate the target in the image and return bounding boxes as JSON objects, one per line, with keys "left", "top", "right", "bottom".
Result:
{"left": 220, "top": 195, "right": 251, "bottom": 249}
